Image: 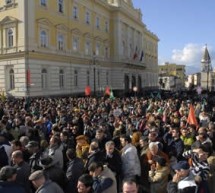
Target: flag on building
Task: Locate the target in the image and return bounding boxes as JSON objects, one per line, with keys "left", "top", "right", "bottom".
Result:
{"left": 133, "top": 46, "right": 138, "bottom": 60}
{"left": 105, "top": 86, "right": 111, "bottom": 96}
{"left": 139, "top": 50, "right": 144, "bottom": 61}
{"left": 187, "top": 104, "right": 198, "bottom": 127}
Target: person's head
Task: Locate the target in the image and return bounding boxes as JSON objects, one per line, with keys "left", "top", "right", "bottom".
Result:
{"left": 29, "top": 170, "right": 46, "bottom": 189}
{"left": 95, "top": 129, "right": 105, "bottom": 140}
{"left": 88, "top": 162, "right": 103, "bottom": 177}
{"left": 66, "top": 148, "right": 77, "bottom": 160}
{"left": 11, "top": 150, "right": 23, "bottom": 165}
{"left": 181, "top": 128, "right": 188, "bottom": 137}
{"left": 89, "top": 140, "right": 99, "bottom": 152}
{"left": 122, "top": 178, "right": 138, "bottom": 193}
{"left": 171, "top": 127, "right": 180, "bottom": 139}
{"left": 148, "top": 132, "right": 158, "bottom": 142}
{"left": 153, "top": 156, "right": 166, "bottom": 169}
{"left": 11, "top": 140, "right": 22, "bottom": 152}
{"left": 148, "top": 142, "right": 159, "bottom": 156}
{"left": 25, "top": 141, "right": 39, "bottom": 154}
{"left": 198, "top": 127, "right": 208, "bottom": 141}
{"left": 172, "top": 161, "right": 190, "bottom": 178}
{"left": 49, "top": 135, "right": 60, "bottom": 147}
{"left": 0, "top": 166, "right": 17, "bottom": 182}
{"left": 77, "top": 174, "right": 94, "bottom": 193}
{"left": 19, "top": 136, "right": 29, "bottom": 148}
{"left": 139, "top": 136, "right": 148, "bottom": 148}
{"left": 105, "top": 141, "right": 115, "bottom": 155}
{"left": 120, "top": 135, "right": 131, "bottom": 147}
{"left": 60, "top": 130, "right": 69, "bottom": 142}
{"left": 195, "top": 144, "right": 212, "bottom": 161}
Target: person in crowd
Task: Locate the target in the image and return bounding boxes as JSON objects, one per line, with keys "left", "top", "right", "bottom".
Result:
{"left": 25, "top": 140, "right": 43, "bottom": 172}
{"left": 167, "top": 161, "right": 197, "bottom": 193}
{"left": 88, "top": 162, "right": 117, "bottom": 193}
{"left": 11, "top": 150, "right": 31, "bottom": 193}
{"left": 77, "top": 174, "right": 94, "bottom": 193}
{"left": 29, "top": 170, "right": 64, "bottom": 193}
{"left": 148, "top": 156, "right": 170, "bottom": 193}
{"left": 65, "top": 148, "right": 84, "bottom": 193}
{"left": 40, "top": 156, "right": 67, "bottom": 191}
{"left": 180, "top": 127, "right": 195, "bottom": 151}
{"left": 76, "top": 135, "right": 90, "bottom": 162}
{"left": 47, "top": 135, "right": 64, "bottom": 169}
{"left": 122, "top": 178, "right": 139, "bottom": 193}
{"left": 0, "top": 133, "right": 12, "bottom": 167}
{"left": 183, "top": 145, "right": 211, "bottom": 193}
{"left": 84, "top": 140, "right": 104, "bottom": 173}
{"left": 120, "top": 134, "right": 141, "bottom": 180}
{"left": 0, "top": 166, "right": 26, "bottom": 193}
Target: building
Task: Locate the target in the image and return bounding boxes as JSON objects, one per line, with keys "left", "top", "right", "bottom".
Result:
{"left": 0, "top": 0, "right": 159, "bottom": 97}
{"left": 158, "top": 62, "right": 186, "bottom": 90}
{"left": 200, "top": 45, "right": 215, "bottom": 92}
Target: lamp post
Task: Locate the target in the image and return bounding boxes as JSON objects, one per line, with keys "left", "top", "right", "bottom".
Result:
{"left": 207, "top": 64, "right": 209, "bottom": 93}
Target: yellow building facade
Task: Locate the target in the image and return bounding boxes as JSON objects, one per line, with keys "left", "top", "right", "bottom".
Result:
{"left": 0, "top": 0, "right": 159, "bottom": 97}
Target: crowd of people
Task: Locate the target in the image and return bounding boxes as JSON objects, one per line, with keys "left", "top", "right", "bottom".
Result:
{"left": 0, "top": 94, "right": 215, "bottom": 193}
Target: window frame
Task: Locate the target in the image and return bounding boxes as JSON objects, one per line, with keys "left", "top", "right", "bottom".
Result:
{"left": 58, "top": 0, "right": 63, "bottom": 13}
{"left": 9, "top": 69, "right": 15, "bottom": 90}
{"left": 59, "top": 69, "right": 64, "bottom": 88}
{"left": 41, "top": 68, "right": 48, "bottom": 89}
{"left": 7, "top": 28, "right": 13, "bottom": 48}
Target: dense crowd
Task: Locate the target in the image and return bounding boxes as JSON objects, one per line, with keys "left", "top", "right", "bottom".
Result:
{"left": 0, "top": 95, "right": 215, "bottom": 193}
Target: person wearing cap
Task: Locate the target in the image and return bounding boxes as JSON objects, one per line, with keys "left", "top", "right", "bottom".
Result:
{"left": 26, "top": 140, "right": 43, "bottom": 172}
{"left": 29, "top": 170, "right": 64, "bottom": 193}
{"left": 167, "top": 161, "right": 197, "bottom": 193}
{"left": 0, "top": 166, "right": 25, "bottom": 193}
{"left": 77, "top": 174, "right": 94, "bottom": 193}
{"left": 148, "top": 156, "right": 170, "bottom": 193}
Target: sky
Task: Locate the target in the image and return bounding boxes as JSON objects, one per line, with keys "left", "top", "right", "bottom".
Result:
{"left": 132, "top": 0, "right": 215, "bottom": 74}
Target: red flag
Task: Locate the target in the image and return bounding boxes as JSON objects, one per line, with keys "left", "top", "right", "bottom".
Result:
{"left": 105, "top": 86, "right": 111, "bottom": 96}
{"left": 187, "top": 104, "right": 198, "bottom": 127}
{"left": 26, "top": 69, "right": 31, "bottom": 85}
{"left": 85, "top": 86, "right": 91, "bottom": 96}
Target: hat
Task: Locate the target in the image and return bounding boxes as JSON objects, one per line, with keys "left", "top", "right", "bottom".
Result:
{"left": 0, "top": 166, "right": 17, "bottom": 181}
{"left": 40, "top": 156, "right": 55, "bottom": 168}
{"left": 153, "top": 156, "right": 166, "bottom": 167}
{"left": 29, "top": 170, "right": 44, "bottom": 181}
{"left": 25, "top": 141, "right": 39, "bottom": 148}
{"left": 172, "top": 161, "right": 190, "bottom": 170}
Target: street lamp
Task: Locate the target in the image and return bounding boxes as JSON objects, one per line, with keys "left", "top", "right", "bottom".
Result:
{"left": 92, "top": 53, "right": 97, "bottom": 96}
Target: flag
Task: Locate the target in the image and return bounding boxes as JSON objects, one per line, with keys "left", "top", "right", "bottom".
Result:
{"left": 187, "top": 104, "right": 198, "bottom": 127}
{"left": 133, "top": 46, "right": 138, "bottom": 60}
{"left": 109, "top": 90, "right": 115, "bottom": 100}
{"left": 105, "top": 86, "right": 111, "bottom": 96}
{"left": 85, "top": 86, "right": 91, "bottom": 96}
{"left": 139, "top": 50, "right": 144, "bottom": 61}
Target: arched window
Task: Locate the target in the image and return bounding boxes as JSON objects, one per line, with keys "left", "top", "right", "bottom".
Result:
{"left": 40, "top": 0, "right": 46, "bottom": 6}
{"left": 58, "top": 34, "right": 64, "bottom": 50}
{"left": 41, "top": 69, "right": 47, "bottom": 89}
{"left": 9, "top": 69, "right": 15, "bottom": 90}
{"left": 73, "top": 6, "right": 78, "bottom": 19}
{"left": 58, "top": 0, "right": 63, "bottom": 13}
{"left": 40, "top": 30, "right": 48, "bottom": 47}
{"left": 6, "top": 0, "right": 12, "bottom": 4}
{"left": 8, "top": 29, "right": 13, "bottom": 47}
{"left": 59, "top": 69, "right": 64, "bottom": 88}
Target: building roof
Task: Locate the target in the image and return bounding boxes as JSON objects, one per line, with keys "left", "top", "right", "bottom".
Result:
{"left": 201, "top": 45, "right": 211, "bottom": 64}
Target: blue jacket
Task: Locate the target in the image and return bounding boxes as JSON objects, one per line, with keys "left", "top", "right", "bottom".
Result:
{"left": 0, "top": 181, "right": 26, "bottom": 193}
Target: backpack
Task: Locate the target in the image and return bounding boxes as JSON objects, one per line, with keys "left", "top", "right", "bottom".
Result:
{"left": 0, "top": 145, "right": 8, "bottom": 168}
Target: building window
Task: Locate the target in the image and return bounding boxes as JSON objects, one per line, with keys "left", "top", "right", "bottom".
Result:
{"left": 7, "top": 28, "right": 13, "bottom": 47}
{"left": 105, "top": 21, "right": 109, "bottom": 32}
{"left": 6, "top": 0, "right": 12, "bottom": 4}
{"left": 40, "top": 30, "right": 48, "bottom": 47}
{"left": 74, "top": 70, "right": 78, "bottom": 87}
{"left": 96, "top": 43, "right": 100, "bottom": 56}
{"left": 72, "top": 38, "right": 79, "bottom": 51}
{"left": 85, "top": 41, "right": 90, "bottom": 55}
{"left": 59, "top": 69, "right": 64, "bottom": 88}
{"left": 41, "top": 68, "right": 47, "bottom": 89}
{"left": 87, "top": 70, "right": 90, "bottom": 86}
{"left": 86, "top": 11, "right": 90, "bottom": 24}
{"left": 9, "top": 69, "right": 15, "bottom": 90}
{"left": 58, "top": 34, "right": 64, "bottom": 50}
{"left": 58, "top": 0, "right": 63, "bottom": 13}
{"left": 73, "top": 6, "right": 78, "bottom": 19}
{"left": 40, "top": 0, "right": 47, "bottom": 6}
{"left": 96, "top": 17, "right": 100, "bottom": 29}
